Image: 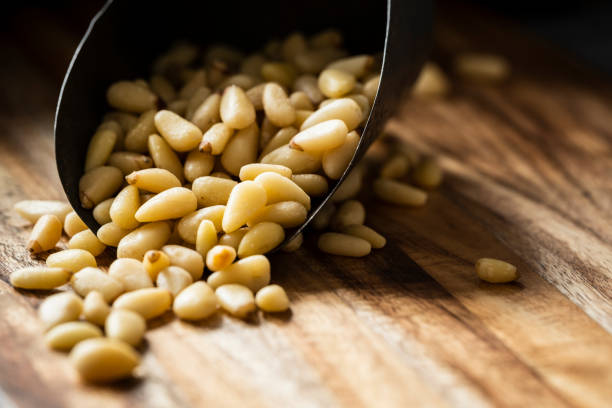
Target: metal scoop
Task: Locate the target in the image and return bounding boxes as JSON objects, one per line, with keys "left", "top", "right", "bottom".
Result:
{"left": 55, "top": 0, "right": 432, "bottom": 242}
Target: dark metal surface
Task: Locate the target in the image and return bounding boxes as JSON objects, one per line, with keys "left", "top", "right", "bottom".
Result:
{"left": 55, "top": 0, "right": 432, "bottom": 241}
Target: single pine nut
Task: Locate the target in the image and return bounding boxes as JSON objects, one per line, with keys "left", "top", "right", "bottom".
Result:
{"left": 282, "top": 232, "right": 303, "bottom": 252}
{"left": 117, "top": 221, "right": 171, "bottom": 260}
{"left": 263, "top": 83, "right": 296, "bottom": 127}
{"left": 207, "top": 255, "right": 270, "bottom": 292}
{"left": 312, "top": 203, "right": 336, "bottom": 230}
{"left": 156, "top": 266, "right": 193, "bottom": 297}
{"left": 45, "top": 321, "right": 102, "bottom": 351}
{"left": 191, "top": 176, "right": 237, "bottom": 207}
{"left": 293, "top": 110, "right": 313, "bottom": 128}
{"left": 331, "top": 200, "right": 366, "bottom": 230}
{"left": 108, "top": 258, "right": 153, "bottom": 292}
{"left": 191, "top": 93, "right": 221, "bottom": 132}
{"left": 113, "top": 287, "right": 172, "bottom": 319}
{"left": 245, "top": 83, "right": 266, "bottom": 110}
{"left": 148, "top": 134, "right": 184, "bottom": 182}
{"left": 247, "top": 201, "right": 307, "bottom": 228}
{"left": 254, "top": 172, "right": 310, "bottom": 210}
{"left": 237, "top": 222, "right": 284, "bottom": 257}
{"left": 198, "top": 122, "right": 234, "bottom": 155}
{"left": 255, "top": 285, "right": 290, "bottom": 312}
{"left": 173, "top": 281, "right": 219, "bottom": 320}
{"left": 215, "top": 284, "right": 255, "bottom": 318}
{"left": 143, "top": 250, "right": 171, "bottom": 281}
{"left": 259, "top": 117, "right": 279, "bottom": 149}
{"left": 126, "top": 168, "right": 181, "bottom": 193}
{"left": 327, "top": 55, "right": 374, "bottom": 78}
{"left": 319, "top": 69, "right": 355, "bottom": 98}
{"left": 68, "top": 229, "right": 107, "bottom": 256}
{"left": 412, "top": 158, "right": 443, "bottom": 189}
{"left": 28, "top": 214, "right": 62, "bottom": 253}
{"left": 341, "top": 224, "right": 386, "bottom": 249}
{"left": 330, "top": 166, "right": 363, "bottom": 202}
{"left": 196, "top": 219, "right": 218, "bottom": 257}
{"left": 70, "top": 338, "right": 140, "bottom": 383}
{"left": 259, "top": 127, "right": 298, "bottom": 158}
{"left": 362, "top": 74, "right": 380, "bottom": 104}
{"left": 310, "top": 29, "right": 343, "bottom": 49}
{"left": 380, "top": 154, "right": 411, "bottom": 179}
{"left": 346, "top": 94, "right": 370, "bottom": 124}
{"left": 110, "top": 185, "right": 140, "bottom": 229}
{"left": 38, "top": 292, "right": 83, "bottom": 330}
{"left": 153, "top": 110, "right": 202, "bottom": 152}
{"left": 185, "top": 86, "right": 212, "bottom": 120}
{"left": 220, "top": 122, "right": 259, "bottom": 176}
{"left": 220, "top": 85, "right": 256, "bottom": 129}
{"left": 454, "top": 54, "right": 510, "bottom": 82}
{"left": 97, "top": 121, "right": 124, "bottom": 152}
{"left": 373, "top": 178, "right": 427, "bottom": 206}
{"left": 13, "top": 200, "right": 72, "bottom": 224}
{"left": 289, "top": 91, "right": 314, "bottom": 110}
{"left": 93, "top": 198, "right": 114, "bottom": 225}
{"left": 239, "top": 163, "right": 292, "bottom": 181}
{"left": 124, "top": 110, "right": 157, "bottom": 153}
{"left": 46, "top": 249, "right": 97, "bottom": 273}
{"left": 206, "top": 245, "right": 236, "bottom": 271}
{"left": 10, "top": 266, "right": 70, "bottom": 290}
{"left": 184, "top": 150, "right": 214, "bottom": 182}
{"left": 475, "top": 258, "right": 519, "bottom": 283}
{"left": 177, "top": 205, "right": 225, "bottom": 243}
{"left": 104, "top": 111, "right": 138, "bottom": 133}
{"left": 318, "top": 232, "right": 371, "bottom": 257}
{"left": 71, "top": 267, "right": 124, "bottom": 302}
{"left": 105, "top": 309, "right": 146, "bottom": 346}
{"left": 135, "top": 187, "right": 197, "bottom": 222}
{"left": 290, "top": 119, "right": 348, "bottom": 153}
{"left": 179, "top": 69, "right": 207, "bottom": 99}
{"left": 84, "top": 128, "right": 117, "bottom": 171}
{"left": 150, "top": 75, "right": 176, "bottom": 104}
{"left": 218, "top": 228, "right": 249, "bottom": 250}
{"left": 108, "top": 152, "right": 153, "bottom": 175}
{"left": 222, "top": 181, "right": 267, "bottom": 233}
{"left": 322, "top": 130, "right": 359, "bottom": 179}
{"left": 281, "top": 32, "right": 308, "bottom": 61}
{"left": 291, "top": 174, "right": 329, "bottom": 196}
{"left": 83, "top": 291, "right": 110, "bottom": 326}
{"left": 106, "top": 80, "right": 157, "bottom": 113}
{"left": 412, "top": 63, "right": 450, "bottom": 97}
{"left": 79, "top": 166, "right": 123, "bottom": 208}
{"left": 261, "top": 62, "right": 296, "bottom": 88}
{"left": 300, "top": 98, "right": 362, "bottom": 131}
{"left": 294, "top": 75, "right": 324, "bottom": 104}
{"left": 97, "top": 222, "right": 132, "bottom": 247}
{"left": 161, "top": 244, "right": 204, "bottom": 281}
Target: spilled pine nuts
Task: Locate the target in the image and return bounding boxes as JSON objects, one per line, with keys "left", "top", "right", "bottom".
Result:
{"left": 475, "top": 258, "right": 519, "bottom": 283}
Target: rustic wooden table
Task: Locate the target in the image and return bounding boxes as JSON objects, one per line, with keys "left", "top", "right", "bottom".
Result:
{"left": 1, "top": 3, "right": 611, "bottom": 408}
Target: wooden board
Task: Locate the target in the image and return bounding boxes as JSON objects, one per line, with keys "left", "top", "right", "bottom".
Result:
{"left": 1, "top": 3, "right": 611, "bottom": 407}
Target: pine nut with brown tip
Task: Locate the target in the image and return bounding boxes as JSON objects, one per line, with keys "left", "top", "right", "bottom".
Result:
{"left": 262, "top": 83, "right": 296, "bottom": 127}
{"left": 126, "top": 168, "right": 181, "bottom": 193}
{"left": 79, "top": 166, "right": 123, "bottom": 209}
{"left": 27, "top": 214, "right": 62, "bottom": 253}
{"left": 143, "top": 249, "right": 171, "bottom": 281}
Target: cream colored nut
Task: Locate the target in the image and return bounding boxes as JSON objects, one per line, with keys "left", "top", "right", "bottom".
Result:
{"left": 259, "top": 127, "right": 298, "bottom": 158}
{"left": 84, "top": 128, "right": 117, "bottom": 171}
{"left": 317, "top": 232, "right": 371, "bottom": 257}
{"left": 255, "top": 284, "right": 290, "bottom": 312}
{"left": 331, "top": 166, "right": 363, "bottom": 202}
{"left": 341, "top": 224, "right": 386, "bottom": 249}
{"left": 97, "top": 222, "right": 132, "bottom": 247}
{"left": 294, "top": 75, "right": 324, "bottom": 105}
{"left": 301, "top": 98, "right": 362, "bottom": 132}
{"left": 215, "top": 284, "right": 255, "bottom": 318}
{"left": 79, "top": 166, "right": 123, "bottom": 209}
{"left": 185, "top": 86, "right": 212, "bottom": 120}
{"left": 69, "top": 229, "right": 107, "bottom": 256}
{"left": 319, "top": 69, "right": 355, "bottom": 98}
{"left": 126, "top": 168, "right": 181, "bottom": 193}
{"left": 104, "top": 111, "right": 138, "bottom": 133}
{"left": 206, "top": 245, "right": 236, "bottom": 272}
{"left": 150, "top": 75, "right": 176, "bottom": 104}
{"left": 110, "top": 185, "right": 140, "bottom": 229}
{"left": 10, "top": 266, "right": 69, "bottom": 290}
{"left": 476, "top": 258, "right": 519, "bottom": 283}
{"left": 220, "top": 122, "right": 259, "bottom": 176}
{"left": 346, "top": 94, "right": 370, "bottom": 124}
{"left": 177, "top": 205, "right": 225, "bottom": 243}
{"left": 105, "top": 309, "right": 146, "bottom": 346}
{"left": 191, "top": 93, "right": 221, "bottom": 132}
{"left": 412, "top": 63, "right": 450, "bottom": 97}
{"left": 191, "top": 176, "right": 237, "bottom": 207}
{"left": 237, "top": 222, "right": 284, "bottom": 258}
{"left": 117, "top": 221, "right": 171, "bottom": 260}
{"left": 64, "top": 211, "right": 88, "bottom": 237}
{"left": 331, "top": 200, "right": 366, "bottom": 230}
{"left": 289, "top": 91, "right": 314, "bottom": 110}
{"left": 179, "top": 69, "right": 207, "bottom": 99}
{"left": 135, "top": 187, "right": 197, "bottom": 222}
{"left": 83, "top": 291, "right": 111, "bottom": 326}
{"left": 263, "top": 143, "right": 323, "bottom": 173}
{"left": 154, "top": 110, "right": 202, "bottom": 152}
{"left": 220, "top": 85, "right": 256, "bottom": 129}
{"left": 218, "top": 228, "right": 249, "bottom": 250}
{"left": 143, "top": 250, "right": 171, "bottom": 281}
{"left": 106, "top": 80, "right": 157, "bottom": 113}
{"left": 196, "top": 219, "right": 218, "bottom": 257}
{"left": 198, "top": 123, "right": 234, "bottom": 155}
{"left": 363, "top": 74, "right": 380, "bottom": 104}
{"left": 27, "top": 214, "right": 62, "bottom": 253}
{"left": 108, "top": 258, "right": 153, "bottom": 292}
{"left": 247, "top": 201, "right": 307, "bottom": 228}
{"left": 291, "top": 174, "right": 329, "bottom": 196}
{"left": 207, "top": 255, "right": 270, "bottom": 292}
{"left": 71, "top": 267, "right": 124, "bottom": 302}
{"left": 263, "top": 83, "right": 296, "bottom": 127}
{"left": 310, "top": 29, "right": 343, "bottom": 49}
{"left": 45, "top": 321, "right": 102, "bottom": 351}
{"left": 46, "top": 249, "right": 97, "bottom": 273}
{"left": 312, "top": 203, "right": 335, "bottom": 230}
{"left": 124, "top": 110, "right": 157, "bottom": 153}
{"left": 148, "top": 134, "right": 184, "bottom": 182}
{"left": 322, "top": 130, "right": 359, "bottom": 179}
{"left": 173, "top": 281, "right": 219, "bottom": 320}
{"left": 380, "top": 154, "right": 411, "bottom": 179}
{"left": 259, "top": 117, "right": 279, "bottom": 149}
{"left": 293, "top": 110, "right": 313, "bottom": 129}
{"left": 261, "top": 62, "right": 296, "bottom": 88}
{"left": 282, "top": 232, "right": 303, "bottom": 252}
{"left": 239, "top": 163, "right": 292, "bottom": 181}
{"left": 245, "top": 83, "right": 266, "bottom": 110}
{"left": 156, "top": 266, "right": 193, "bottom": 297}
{"left": 97, "top": 120, "right": 124, "bottom": 152}
{"left": 113, "top": 287, "right": 172, "bottom": 319}
{"left": 412, "top": 158, "right": 443, "bottom": 189}
{"left": 327, "top": 55, "right": 374, "bottom": 78}
{"left": 161, "top": 244, "right": 204, "bottom": 281}
{"left": 281, "top": 32, "right": 307, "bottom": 61}
{"left": 454, "top": 54, "right": 510, "bottom": 82}
{"left": 38, "top": 292, "right": 83, "bottom": 330}
{"left": 373, "top": 178, "right": 427, "bottom": 206}
{"left": 290, "top": 119, "right": 347, "bottom": 153}
{"left": 184, "top": 150, "right": 214, "bottom": 182}
{"left": 222, "top": 181, "right": 267, "bottom": 233}
{"left": 93, "top": 198, "right": 114, "bottom": 225}
{"left": 13, "top": 200, "right": 71, "bottom": 224}
{"left": 70, "top": 338, "right": 140, "bottom": 383}
{"left": 254, "top": 172, "right": 310, "bottom": 210}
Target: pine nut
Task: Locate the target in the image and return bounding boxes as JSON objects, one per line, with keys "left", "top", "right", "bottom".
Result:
{"left": 161, "top": 244, "right": 204, "bottom": 281}
{"left": 215, "top": 284, "right": 255, "bottom": 318}
{"left": 143, "top": 249, "right": 170, "bottom": 281}
{"left": 254, "top": 172, "right": 310, "bottom": 210}
{"left": 373, "top": 178, "right": 427, "bottom": 206}
{"left": 218, "top": 228, "right": 249, "bottom": 250}
{"left": 281, "top": 32, "right": 308, "bottom": 62}
{"left": 331, "top": 166, "right": 363, "bottom": 202}
{"left": 263, "top": 83, "right": 296, "bottom": 127}
{"left": 135, "top": 187, "right": 197, "bottom": 222}
{"left": 179, "top": 69, "right": 207, "bottom": 99}
{"left": 97, "top": 222, "right": 132, "bottom": 247}
{"left": 220, "top": 85, "right": 256, "bottom": 129}
{"left": 198, "top": 122, "right": 234, "bottom": 155}
{"left": 117, "top": 221, "right": 171, "bottom": 260}
{"left": 185, "top": 86, "right": 212, "bottom": 120}
{"left": 46, "top": 249, "right": 97, "bottom": 273}
{"left": 239, "top": 163, "right": 292, "bottom": 181}
{"left": 108, "top": 258, "right": 153, "bottom": 292}
{"left": 327, "top": 55, "right": 374, "bottom": 78}
{"left": 126, "top": 168, "right": 181, "bottom": 193}
{"left": 71, "top": 267, "right": 124, "bottom": 302}
{"left": 206, "top": 245, "right": 236, "bottom": 272}
{"left": 237, "top": 222, "right": 284, "bottom": 257}
{"left": 294, "top": 49, "right": 341, "bottom": 75}
{"left": 28, "top": 214, "right": 62, "bottom": 253}
{"left": 93, "top": 198, "right": 114, "bottom": 225}
{"left": 150, "top": 75, "right": 176, "bottom": 104}
{"left": 347, "top": 94, "right": 370, "bottom": 124}
{"left": 104, "top": 111, "right": 138, "bottom": 133}
{"left": 124, "top": 110, "right": 157, "bottom": 153}
{"left": 380, "top": 154, "right": 411, "bottom": 179}
{"left": 246, "top": 83, "right": 266, "bottom": 110}
{"left": 106, "top": 80, "right": 157, "bottom": 113}
{"left": 105, "top": 309, "right": 146, "bottom": 347}
{"left": 312, "top": 203, "right": 336, "bottom": 230}
{"left": 70, "top": 338, "right": 140, "bottom": 383}
{"left": 83, "top": 291, "right": 110, "bottom": 326}
{"left": 310, "top": 29, "right": 343, "bottom": 49}
{"left": 110, "top": 185, "right": 141, "bottom": 229}
{"left": 259, "top": 127, "right": 298, "bottom": 158}
{"left": 294, "top": 75, "right": 324, "bottom": 105}
{"left": 113, "top": 287, "right": 172, "bottom": 319}
{"left": 191, "top": 176, "right": 237, "bottom": 207}
{"left": 184, "top": 150, "right": 214, "bottom": 182}
{"left": 289, "top": 91, "right": 314, "bottom": 110}
{"left": 45, "top": 321, "right": 103, "bottom": 351}
{"left": 322, "top": 130, "right": 359, "bottom": 179}
{"left": 222, "top": 181, "right": 267, "bottom": 233}
{"left": 259, "top": 116, "right": 280, "bottom": 149}
{"left": 362, "top": 74, "right": 380, "bottom": 104}
{"left": 412, "top": 63, "right": 450, "bottom": 97}
{"left": 173, "top": 281, "right": 219, "bottom": 320}
{"left": 317, "top": 232, "right": 371, "bottom": 257}
{"left": 300, "top": 98, "right": 362, "bottom": 131}
{"left": 177, "top": 205, "right": 225, "bottom": 243}
{"left": 331, "top": 200, "right": 366, "bottom": 230}
{"left": 148, "top": 134, "right": 184, "bottom": 182}
{"left": 261, "top": 62, "right": 296, "bottom": 88}
{"left": 38, "top": 292, "right": 83, "bottom": 330}
{"left": 455, "top": 54, "right": 510, "bottom": 82}
{"left": 475, "top": 258, "right": 519, "bottom": 283}
{"left": 318, "top": 69, "right": 355, "bottom": 98}
{"left": 247, "top": 201, "right": 307, "bottom": 228}
{"left": 79, "top": 166, "right": 123, "bottom": 208}
{"left": 84, "top": 128, "right": 117, "bottom": 171}
{"left": 108, "top": 152, "right": 153, "bottom": 175}
{"left": 156, "top": 266, "right": 193, "bottom": 297}
{"left": 412, "top": 158, "right": 443, "bottom": 189}
{"left": 220, "top": 122, "right": 259, "bottom": 176}
{"left": 255, "top": 284, "right": 290, "bottom": 312}
{"left": 191, "top": 93, "right": 221, "bottom": 132}
{"left": 151, "top": 110, "right": 203, "bottom": 153}
{"left": 10, "top": 266, "right": 70, "bottom": 290}
{"left": 341, "top": 224, "right": 386, "bottom": 249}
{"left": 207, "top": 255, "right": 270, "bottom": 292}
{"left": 195, "top": 219, "right": 217, "bottom": 258}
{"left": 13, "top": 200, "right": 72, "bottom": 224}
{"left": 261, "top": 142, "right": 322, "bottom": 174}
{"left": 290, "top": 119, "right": 348, "bottom": 153}
{"left": 291, "top": 174, "right": 329, "bottom": 196}
{"left": 68, "top": 229, "right": 107, "bottom": 256}
{"left": 282, "top": 232, "right": 303, "bottom": 252}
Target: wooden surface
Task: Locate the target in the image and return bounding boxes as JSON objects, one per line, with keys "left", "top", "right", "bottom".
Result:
{"left": 1, "top": 4, "right": 612, "bottom": 408}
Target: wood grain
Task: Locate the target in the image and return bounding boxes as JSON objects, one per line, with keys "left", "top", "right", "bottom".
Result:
{"left": 0, "top": 3, "right": 611, "bottom": 407}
